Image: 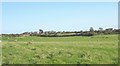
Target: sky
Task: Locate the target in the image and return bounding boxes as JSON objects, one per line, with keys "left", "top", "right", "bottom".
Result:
{"left": 1, "top": 0, "right": 120, "bottom": 2}
{"left": 2, "top": 2, "right": 118, "bottom": 34}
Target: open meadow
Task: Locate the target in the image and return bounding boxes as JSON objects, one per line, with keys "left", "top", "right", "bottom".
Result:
{"left": 1, "top": 34, "right": 118, "bottom": 64}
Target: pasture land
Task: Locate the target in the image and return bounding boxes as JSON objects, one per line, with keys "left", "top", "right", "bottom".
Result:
{"left": 1, "top": 35, "right": 118, "bottom": 64}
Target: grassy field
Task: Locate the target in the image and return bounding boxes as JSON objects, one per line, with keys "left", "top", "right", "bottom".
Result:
{"left": 1, "top": 34, "right": 118, "bottom": 64}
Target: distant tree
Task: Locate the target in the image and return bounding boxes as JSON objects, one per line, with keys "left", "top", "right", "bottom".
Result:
{"left": 89, "top": 27, "right": 95, "bottom": 36}
{"left": 97, "top": 27, "right": 103, "bottom": 35}
{"left": 103, "top": 28, "right": 113, "bottom": 34}
{"left": 89, "top": 27, "right": 94, "bottom": 32}
{"left": 39, "top": 29, "right": 43, "bottom": 34}
{"left": 99, "top": 27, "right": 103, "bottom": 31}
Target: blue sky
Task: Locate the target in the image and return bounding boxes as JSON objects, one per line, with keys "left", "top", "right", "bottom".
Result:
{"left": 2, "top": 2, "right": 118, "bottom": 34}
{"left": 1, "top": 0, "right": 119, "bottom": 2}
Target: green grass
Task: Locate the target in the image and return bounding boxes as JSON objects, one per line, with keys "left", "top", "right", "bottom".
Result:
{"left": 1, "top": 34, "right": 118, "bottom": 64}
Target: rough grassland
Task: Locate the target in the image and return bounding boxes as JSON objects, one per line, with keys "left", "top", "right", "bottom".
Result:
{"left": 1, "top": 35, "right": 118, "bottom": 64}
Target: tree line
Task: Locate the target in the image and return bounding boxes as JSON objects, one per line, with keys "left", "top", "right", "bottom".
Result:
{"left": 1, "top": 27, "right": 120, "bottom": 37}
